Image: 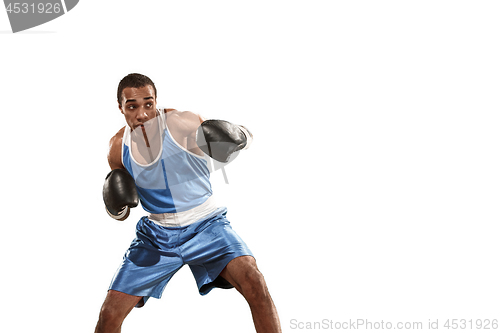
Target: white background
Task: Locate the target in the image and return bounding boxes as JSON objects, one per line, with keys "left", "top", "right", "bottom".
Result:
{"left": 1, "top": 1, "right": 499, "bottom": 332}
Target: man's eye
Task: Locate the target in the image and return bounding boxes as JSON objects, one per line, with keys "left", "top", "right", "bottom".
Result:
{"left": 128, "top": 105, "right": 136, "bottom": 109}
{"left": 146, "top": 103, "right": 153, "bottom": 107}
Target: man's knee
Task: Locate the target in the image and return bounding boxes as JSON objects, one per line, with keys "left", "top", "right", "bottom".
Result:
{"left": 96, "top": 291, "right": 140, "bottom": 331}
{"left": 240, "top": 268, "right": 269, "bottom": 302}
{"left": 221, "top": 256, "right": 270, "bottom": 301}
{"left": 97, "top": 305, "right": 124, "bottom": 329}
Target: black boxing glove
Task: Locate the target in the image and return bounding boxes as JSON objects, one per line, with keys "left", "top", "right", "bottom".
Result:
{"left": 196, "top": 119, "right": 253, "bottom": 163}
{"left": 103, "top": 169, "right": 139, "bottom": 221}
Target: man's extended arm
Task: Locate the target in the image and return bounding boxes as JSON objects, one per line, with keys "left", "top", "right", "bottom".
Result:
{"left": 166, "top": 109, "right": 253, "bottom": 162}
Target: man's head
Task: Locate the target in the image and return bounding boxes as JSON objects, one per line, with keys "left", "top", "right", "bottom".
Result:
{"left": 117, "top": 73, "right": 157, "bottom": 106}
{"left": 117, "top": 73, "right": 158, "bottom": 130}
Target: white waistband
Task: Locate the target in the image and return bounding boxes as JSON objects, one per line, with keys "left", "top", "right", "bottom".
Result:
{"left": 148, "top": 195, "right": 218, "bottom": 227}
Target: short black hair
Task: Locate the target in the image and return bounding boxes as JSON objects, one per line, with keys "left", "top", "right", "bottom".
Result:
{"left": 117, "top": 73, "right": 157, "bottom": 106}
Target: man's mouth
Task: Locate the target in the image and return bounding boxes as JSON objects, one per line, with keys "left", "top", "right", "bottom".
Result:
{"left": 134, "top": 123, "right": 145, "bottom": 130}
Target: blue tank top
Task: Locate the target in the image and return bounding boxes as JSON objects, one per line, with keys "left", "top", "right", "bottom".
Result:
{"left": 121, "top": 110, "right": 212, "bottom": 214}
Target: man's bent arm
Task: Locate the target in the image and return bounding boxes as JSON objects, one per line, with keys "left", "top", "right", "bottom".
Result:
{"left": 108, "top": 127, "right": 126, "bottom": 170}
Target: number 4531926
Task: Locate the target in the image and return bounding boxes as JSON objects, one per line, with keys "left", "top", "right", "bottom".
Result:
{"left": 444, "top": 319, "right": 498, "bottom": 330}
{"left": 6, "top": 3, "right": 62, "bottom": 14}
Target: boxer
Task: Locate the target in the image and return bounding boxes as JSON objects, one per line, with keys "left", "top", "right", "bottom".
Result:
{"left": 95, "top": 73, "right": 281, "bottom": 333}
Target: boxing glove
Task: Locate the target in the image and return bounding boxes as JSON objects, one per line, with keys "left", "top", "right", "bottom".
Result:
{"left": 196, "top": 120, "right": 253, "bottom": 163}
{"left": 103, "top": 169, "right": 139, "bottom": 221}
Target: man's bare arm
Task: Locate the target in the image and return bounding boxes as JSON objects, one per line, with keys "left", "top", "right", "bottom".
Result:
{"left": 108, "top": 127, "right": 126, "bottom": 170}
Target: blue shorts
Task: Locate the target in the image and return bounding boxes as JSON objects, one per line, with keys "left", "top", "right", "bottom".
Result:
{"left": 108, "top": 208, "right": 253, "bottom": 307}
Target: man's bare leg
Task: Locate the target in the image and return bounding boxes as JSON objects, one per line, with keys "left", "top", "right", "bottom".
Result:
{"left": 220, "top": 256, "right": 282, "bottom": 333}
{"left": 94, "top": 290, "right": 142, "bottom": 333}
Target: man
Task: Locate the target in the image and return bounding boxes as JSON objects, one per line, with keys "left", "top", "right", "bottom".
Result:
{"left": 95, "top": 73, "right": 281, "bottom": 333}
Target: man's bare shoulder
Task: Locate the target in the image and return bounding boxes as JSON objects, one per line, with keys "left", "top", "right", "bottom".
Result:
{"left": 109, "top": 127, "right": 125, "bottom": 147}
{"left": 112, "top": 126, "right": 125, "bottom": 139}
{"left": 108, "top": 127, "right": 125, "bottom": 169}
{"left": 165, "top": 110, "right": 204, "bottom": 133}
{"left": 163, "top": 108, "right": 178, "bottom": 113}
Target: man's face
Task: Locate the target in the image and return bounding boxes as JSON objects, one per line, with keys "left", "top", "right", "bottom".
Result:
{"left": 119, "top": 85, "right": 157, "bottom": 130}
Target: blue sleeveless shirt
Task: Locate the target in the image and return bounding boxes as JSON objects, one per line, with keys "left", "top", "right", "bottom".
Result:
{"left": 121, "top": 110, "right": 212, "bottom": 214}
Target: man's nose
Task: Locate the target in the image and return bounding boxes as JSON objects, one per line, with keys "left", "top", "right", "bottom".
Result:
{"left": 136, "top": 109, "right": 149, "bottom": 122}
